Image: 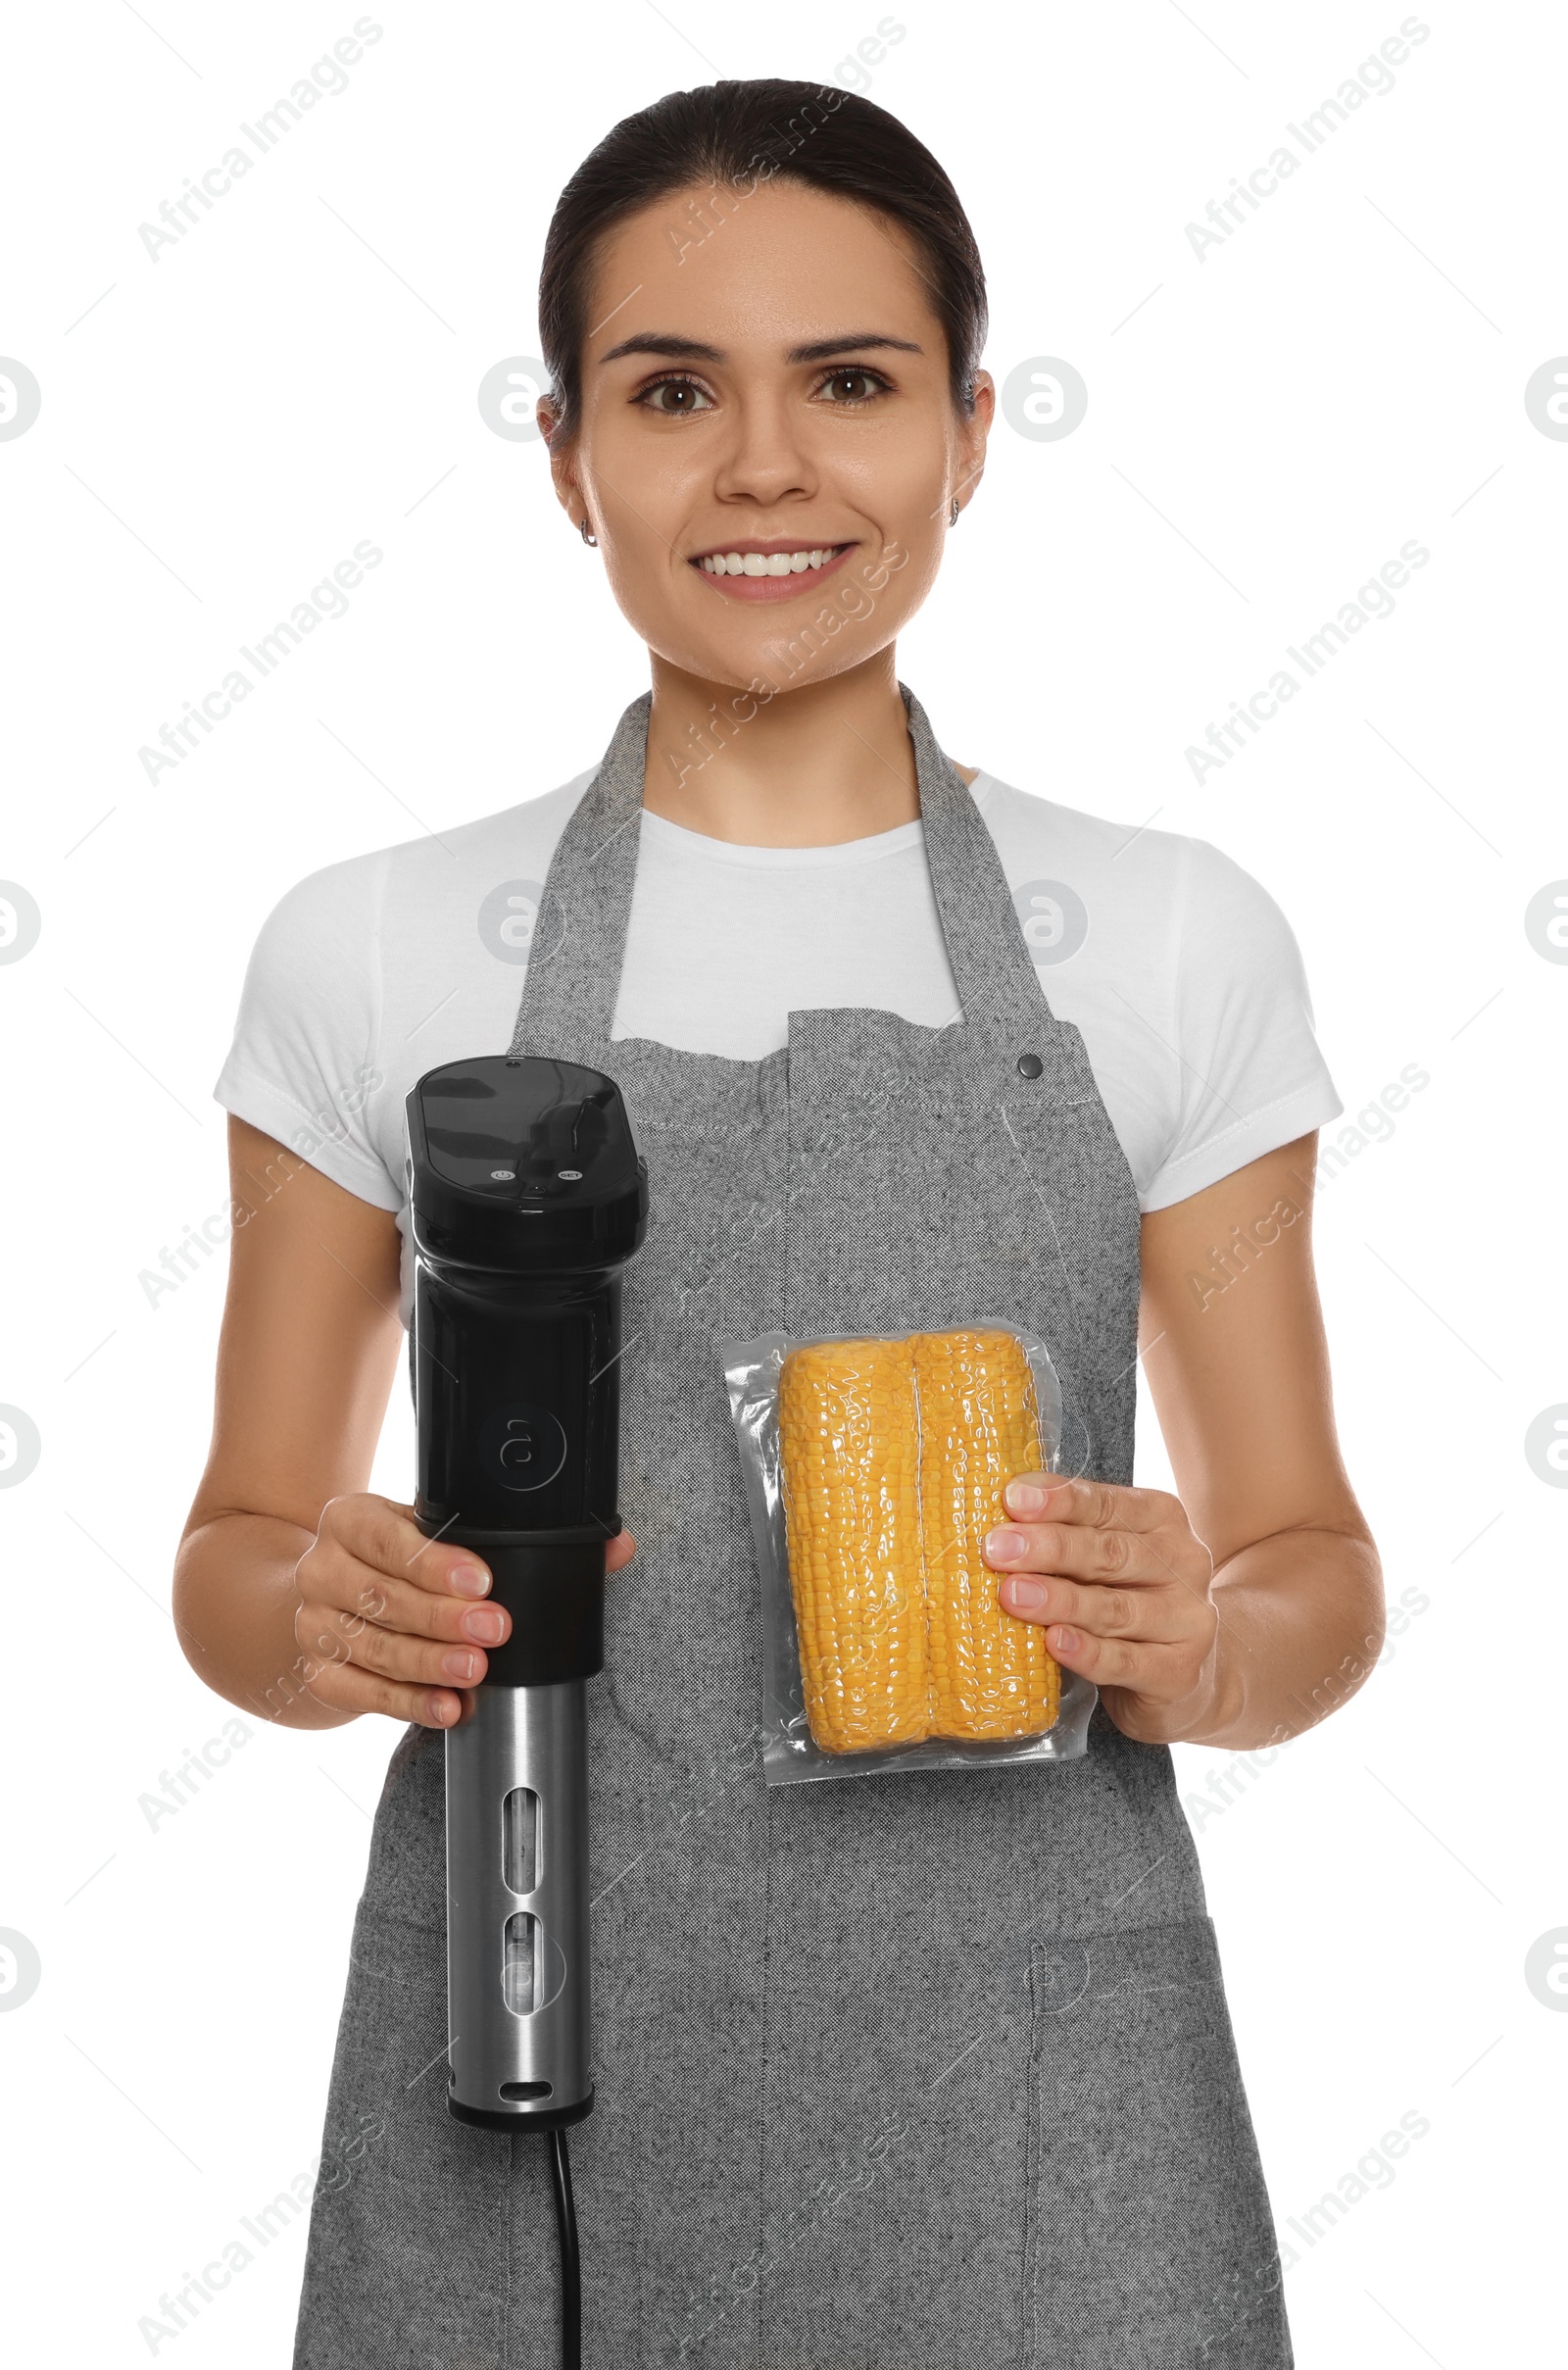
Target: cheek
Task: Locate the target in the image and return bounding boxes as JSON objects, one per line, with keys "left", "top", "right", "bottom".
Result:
{"left": 598, "top": 525, "right": 681, "bottom": 624}
{"left": 838, "top": 436, "right": 956, "bottom": 615}
{"left": 854, "top": 527, "right": 943, "bottom": 642}
{"left": 580, "top": 410, "right": 706, "bottom": 550}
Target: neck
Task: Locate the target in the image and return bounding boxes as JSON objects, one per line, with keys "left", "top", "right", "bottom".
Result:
{"left": 642, "top": 651, "right": 972, "bottom": 848}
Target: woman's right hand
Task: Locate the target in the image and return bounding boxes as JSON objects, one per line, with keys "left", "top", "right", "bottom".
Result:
{"left": 293, "top": 1494, "right": 511, "bottom": 1730}
{"left": 293, "top": 1494, "right": 638, "bottom": 1730}
{"left": 179, "top": 1131, "right": 649, "bottom": 1732}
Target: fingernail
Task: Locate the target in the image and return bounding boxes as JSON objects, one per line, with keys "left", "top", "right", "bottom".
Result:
{"left": 1006, "top": 1577, "right": 1048, "bottom": 1612}
{"left": 449, "top": 1563, "right": 491, "bottom": 1597}
{"left": 463, "top": 1606, "right": 506, "bottom": 1644}
{"left": 1048, "top": 1627, "right": 1079, "bottom": 1655}
{"left": 442, "top": 1649, "right": 481, "bottom": 1682}
{"left": 1005, "top": 1481, "right": 1047, "bottom": 1514}
{"left": 985, "top": 1527, "right": 1027, "bottom": 1562}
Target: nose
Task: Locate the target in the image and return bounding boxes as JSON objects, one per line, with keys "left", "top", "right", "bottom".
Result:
{"left": 710, "top": 385, "right": 819, "bottom": 511}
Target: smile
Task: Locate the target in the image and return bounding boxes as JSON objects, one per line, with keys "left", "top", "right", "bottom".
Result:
{"left": 689, "top": 540, "right": 856, "bottom": 603}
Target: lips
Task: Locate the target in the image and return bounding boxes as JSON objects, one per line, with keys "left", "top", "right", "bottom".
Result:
{"left": 689, "top": 539, "right": 857, "bottom": 603}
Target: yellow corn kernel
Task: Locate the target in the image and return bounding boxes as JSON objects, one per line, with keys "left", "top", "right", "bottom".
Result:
{"left": 778, "top": 1337, "right": 930, "bottom": 1753}
{"left": 911, "top": 1328, "right": 1060, "bottom": 1741}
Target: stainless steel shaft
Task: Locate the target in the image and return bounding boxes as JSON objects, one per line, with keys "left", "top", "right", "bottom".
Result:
{"left": 445, "top": 1680, "right": 592, "bottom": 2126}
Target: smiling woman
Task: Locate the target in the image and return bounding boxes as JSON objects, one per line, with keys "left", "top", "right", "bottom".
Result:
{"left": 178, "top": 74, "right": 1378, "bottom": 2370}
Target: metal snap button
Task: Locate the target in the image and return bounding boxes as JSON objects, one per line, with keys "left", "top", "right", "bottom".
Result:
{"left": 1016, "top": 1052, "right": 1044, "bottom": 1078}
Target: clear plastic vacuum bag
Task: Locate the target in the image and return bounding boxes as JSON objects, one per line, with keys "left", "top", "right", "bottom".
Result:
{"left": 721, "top": 1322, "right": 1097, "bottom": 1786}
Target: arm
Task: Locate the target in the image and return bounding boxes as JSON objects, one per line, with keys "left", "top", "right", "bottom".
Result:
{"left": 981, "top": 1132, "right": 1383, "bottom": 1751}
{"left": 175, "top": 1118, "right": 560, "bottom": 1732}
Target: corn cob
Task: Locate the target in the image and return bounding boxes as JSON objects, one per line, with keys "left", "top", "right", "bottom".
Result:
{"left": 777, "top": 1336, "right": 930, "bottom": 1753}
{"left": 777, "top": 1327, "right": 1060, "bottom": 1753}
{"left": 911, "top": 1328, "right": 1060, "bottom": 1741}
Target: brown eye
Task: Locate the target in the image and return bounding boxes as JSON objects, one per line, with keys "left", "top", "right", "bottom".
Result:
{"left": 638, "top": 377, "right": 713, "bottom": 416}
{"left": 816, "top": 369, "right": 887, "bottom": 404}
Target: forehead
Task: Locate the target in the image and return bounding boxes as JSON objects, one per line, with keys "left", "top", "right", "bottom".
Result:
{"left": 582, "top": 177, "right": 941, "bottom": 357}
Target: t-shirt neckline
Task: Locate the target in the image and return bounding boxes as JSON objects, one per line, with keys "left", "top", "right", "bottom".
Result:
{"left": 634, "top": 769, "right": 997, "bottom": 869}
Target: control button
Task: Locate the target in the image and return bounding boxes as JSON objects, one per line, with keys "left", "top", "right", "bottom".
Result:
{"left": 491, "top": 1169, "right": 515, "bottom": 1180}
{"left": 558, "top": 1168, "right": 582, "bottom": 1179}
{"left": 1016, "top": 1052, "right": 1044, "bottom": 1079}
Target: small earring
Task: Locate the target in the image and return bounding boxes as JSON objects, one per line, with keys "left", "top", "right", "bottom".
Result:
{"left": 579, "top": 516, "right": 598, "bottom": 547}
{"left": 949, "top": 498, "right": 960, "bottom": 526}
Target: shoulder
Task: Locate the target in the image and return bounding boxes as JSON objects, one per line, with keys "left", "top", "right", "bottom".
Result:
{"left": 245, "top": 769, "right": 597, "bottom": 962}
{"left": 391, "top": 768, "right": 596, "bottom": 875}
{"left": 216, "top": 768, "right": 597, "bottom": 1207}
{"left": 969, "top": 775, "right": 1338, "bottom": 1208}
{"left": 972, "top": 772, "right": 1307, "bottom": 979}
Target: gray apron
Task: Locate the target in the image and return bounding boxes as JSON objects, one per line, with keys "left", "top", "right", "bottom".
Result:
{"left": 292, "top": 687, "right": 1292, "bottom": 2369}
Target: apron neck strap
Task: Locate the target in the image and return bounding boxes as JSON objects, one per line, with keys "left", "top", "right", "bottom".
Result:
{"left": 507, "top": 681, "right": 1057, "bottom": 1062}
{"left": 506, "top": 691, "right": 651, "bottom": 1063}
{"left": 897, "top": 681, "right": 1055, "bottom": 1033}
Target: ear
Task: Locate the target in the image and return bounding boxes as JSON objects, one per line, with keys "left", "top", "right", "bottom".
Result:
{"left": 540, "top": 406, "right": 590, "bottom": 528}
{"left": 955, "top": 370, "right": 995, "bottom": 516}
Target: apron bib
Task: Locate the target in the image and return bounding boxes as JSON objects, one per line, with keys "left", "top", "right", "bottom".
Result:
{"left": 292, "top": 688, "right": 1292, "bottom": 2370}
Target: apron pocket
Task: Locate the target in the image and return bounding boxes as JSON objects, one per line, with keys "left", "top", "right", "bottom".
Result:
{"left": 1023, "top": 1914, "right": 1292, "bottom": 2369}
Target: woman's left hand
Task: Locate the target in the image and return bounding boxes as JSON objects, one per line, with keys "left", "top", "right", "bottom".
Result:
{"left": 983, "top": 1473, "right": 1222, "bottom": 1745}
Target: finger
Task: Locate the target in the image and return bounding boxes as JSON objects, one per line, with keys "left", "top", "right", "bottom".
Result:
{"left": 302, "top": 1646, "right": 464, "bottom": 1731}
{"left": 983, "top": 1517, "right": 1165, "bottom": 1588}
{"left": 1000, "top": 1474, "right": 1180, "bottom": 1536}
{"left": 301, "top": 1603, "right": 498, "bottom": 1694}
{"left": 332, "top": 1531, "right": 632, "bottom": 1635}
{"left": 321, "top": 1495, "right": 493, "bottom": 1601}
{"left": 316, "top": 1562, "right": 512, "bottom": 1654}
{"left": 995, "top": 1571, "right": 1195, "bottom": 1644}
{"left": 1035, "top": 1625, "right": 1197, "bottom": 1700}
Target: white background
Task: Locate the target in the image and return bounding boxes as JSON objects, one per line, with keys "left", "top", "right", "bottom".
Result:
{"left": 2, "top": 3, "right": 1563, "bottom": 2363}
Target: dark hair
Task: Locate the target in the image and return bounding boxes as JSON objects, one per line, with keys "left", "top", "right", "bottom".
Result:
{"left": 537, "top": 79, "right": 987, "bottom": 441}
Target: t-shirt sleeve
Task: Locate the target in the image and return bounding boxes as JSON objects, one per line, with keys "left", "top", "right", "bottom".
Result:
{"left": 1143, "top": 837, "right": 1343, "bottom": 1211}
{"left": 213, "top": 850, "right": 401, "bottom": 1210}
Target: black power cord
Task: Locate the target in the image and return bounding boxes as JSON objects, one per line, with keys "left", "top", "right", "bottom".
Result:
{"left": 547, "top": 2126, "right": 581, "bottom": 2369}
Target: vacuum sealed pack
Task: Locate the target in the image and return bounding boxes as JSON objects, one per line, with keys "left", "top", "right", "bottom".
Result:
{"left": 721, "top": 1322, "right": 1097, "bottom": 1785}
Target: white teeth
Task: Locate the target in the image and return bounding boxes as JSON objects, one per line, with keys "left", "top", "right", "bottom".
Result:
{"left": 700, "top": 545, "right": 841, "bottom": 575}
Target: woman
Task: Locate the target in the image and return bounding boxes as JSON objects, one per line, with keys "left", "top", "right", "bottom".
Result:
{"left": 177, "top": 79, "right": 1381, "bottom": 2368}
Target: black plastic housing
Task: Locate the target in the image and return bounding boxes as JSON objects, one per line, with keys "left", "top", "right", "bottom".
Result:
{"left": 407, "top": 1056, "right": 648, "bottom": 1687}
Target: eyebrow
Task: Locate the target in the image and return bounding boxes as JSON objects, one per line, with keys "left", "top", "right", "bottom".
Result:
{"left": 595, "top": 331, "right": 924, "bottom": 367}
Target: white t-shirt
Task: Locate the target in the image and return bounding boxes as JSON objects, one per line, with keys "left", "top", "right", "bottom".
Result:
{"left": 215, "top": 766, "right": 1341, "bottom": 1316}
